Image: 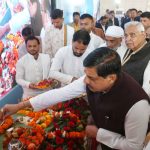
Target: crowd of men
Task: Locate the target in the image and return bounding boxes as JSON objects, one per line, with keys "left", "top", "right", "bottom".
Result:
{"left": 0, "top": 8, "right": 150, "bottom": 150}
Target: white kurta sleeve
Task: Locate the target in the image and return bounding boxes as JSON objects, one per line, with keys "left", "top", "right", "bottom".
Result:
{"left": 49, "top": 47, "right": 73, "bottom": 84}
{"left": 97, "top": 37, "right": 105, "bottom": 47}
{"left": 96, "top": 100, "right": 150, "bottom": 150}
{"left": 16, "top": 61, "right": 30, "bottom": 88}
{"left": 90, "top": 33, "right": 104, "bottom": 50}
{"left": 94, "top": 34, "right": 104, "bottom": 48}
{"left": 142, "top": 61, "right": 150, "bottom": 97}
{"left": 30, "top": 76, "right": 86, "bottom": 111}
{"left": 144, "top": 141, "right": 150, "bottom": 150}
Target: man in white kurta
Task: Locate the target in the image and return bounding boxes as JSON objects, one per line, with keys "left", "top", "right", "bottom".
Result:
{"left": 43, "top": 9, "right": 74, "bottom": 59}
{"left": 16, "top": 36, "right": 51, "bottom": 98}
{"left": 100, "top": 26, "right": 127, "bottom": 62}
{"left": 49, "top": 30, "right": 91, "bottom": 85}
{"left": 80, "top": 14, "right": 104, "bottom": 50}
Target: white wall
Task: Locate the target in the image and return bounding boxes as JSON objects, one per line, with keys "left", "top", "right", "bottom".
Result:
{"left": 55, "top": 0, "right": 150, "bottom": 21}
{"left": 100, "top": 0, "right": 149, "bottom": 16}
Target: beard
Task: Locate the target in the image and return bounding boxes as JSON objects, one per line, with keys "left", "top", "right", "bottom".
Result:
{"left": 29, "top": 50, "right": 38, "bottom": 55}
{"left": 73, "top": 51, "right": 83, "bottom": 57}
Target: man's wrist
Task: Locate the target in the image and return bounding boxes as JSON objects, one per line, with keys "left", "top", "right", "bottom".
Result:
{"left": 18, "top": 101, "right": 31, "bottom": 110}
{"left": 71, "top": 77, "right": 77, "bottom": 82}
{"left": 18, "top": 102, "right": 25, "bottom": 110}
{"left": 17, "top": 103, "right": 23, "bottom": 110}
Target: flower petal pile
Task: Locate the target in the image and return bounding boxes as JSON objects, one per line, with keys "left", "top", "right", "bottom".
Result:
{"left": 0, "top": 116, "right": 13, "bottom": 134}
{"left": 3, "top": 98, "right": 90, "bottom": 150}
{"left": 0, "top": 32, "right": 23, "bottom": 92}
{"left": 42, "top": 98, "right": 90, "bottom": 150}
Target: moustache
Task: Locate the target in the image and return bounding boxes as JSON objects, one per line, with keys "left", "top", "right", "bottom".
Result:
{"left": 73, "top": 51, "right": 83, "bottom": 57}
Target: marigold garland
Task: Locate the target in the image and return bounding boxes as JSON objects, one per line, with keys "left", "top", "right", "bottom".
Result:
{"left": 17, "top": 109, "right": 53, "bottom": 129}
{"left": 0, "top": 116, "right": 13, "bottom": 134}
{"left": 0, "top": 41, "right": 4, "bottom": 54}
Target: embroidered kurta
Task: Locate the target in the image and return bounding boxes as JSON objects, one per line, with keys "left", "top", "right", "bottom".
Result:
{"left": 43, "top": 24, "right": 74, "bottom": 59}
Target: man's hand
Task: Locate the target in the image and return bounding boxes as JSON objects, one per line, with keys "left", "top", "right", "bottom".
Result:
{"left": 0, "top": 104, "right": 20, "bottom": 120}
{"left": 29, "top": 83, "right": 37, "bottom": 89}
{"left": 85, "top": 125, "right": 98, "bottom": 138}
{"left": 0, "top": 101, "right": 32, "bottom": 120}
{"left": 71, "top": 77, "right": 78, "bottom": 82}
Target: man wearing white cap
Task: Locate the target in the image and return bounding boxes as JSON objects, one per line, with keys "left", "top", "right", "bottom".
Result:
{"left": 100, "top": 26, "right": 127, "bottom": 62}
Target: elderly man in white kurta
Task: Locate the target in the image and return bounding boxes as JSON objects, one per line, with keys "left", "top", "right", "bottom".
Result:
{"left": 43, "top": 9, "right": 74, "bottom": 59}
{"left": 16, "top": 36, "right": 51, "bottom": 98}
{"left": 80, "top": 14, "right": 104, "bottom": 50}
{"left": 100, "top": 26, "right": 127, "bottom": 62}
{"left": 49, "top": 30, "right": 91, "bottom": 86}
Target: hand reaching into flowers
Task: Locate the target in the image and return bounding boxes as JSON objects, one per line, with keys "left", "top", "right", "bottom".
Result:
{"left": 0, "top": 101, "right": 32, "bottom": 120}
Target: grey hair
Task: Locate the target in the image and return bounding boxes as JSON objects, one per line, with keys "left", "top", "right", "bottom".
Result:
{"left": 124, "top": 21, "right": 145, "bottom": 32}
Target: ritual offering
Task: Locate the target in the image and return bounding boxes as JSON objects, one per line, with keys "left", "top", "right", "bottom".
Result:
{"left": 1, "top": 98, "right": 90, "bottom": 150}
{"left": 33, "top": 79, "right": 59, "bottom": 89}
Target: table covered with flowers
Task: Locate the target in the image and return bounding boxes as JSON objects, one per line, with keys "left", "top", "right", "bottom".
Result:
{"left": 0, "top": 97, "right": 91, "bottom": 150}
{"left": 0, "top": 33, "right": 23, "bottom": 98}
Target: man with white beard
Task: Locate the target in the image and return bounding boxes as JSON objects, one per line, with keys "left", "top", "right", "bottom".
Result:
{"left": 100, "top": 26, "right": 127, "bottom": 62}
